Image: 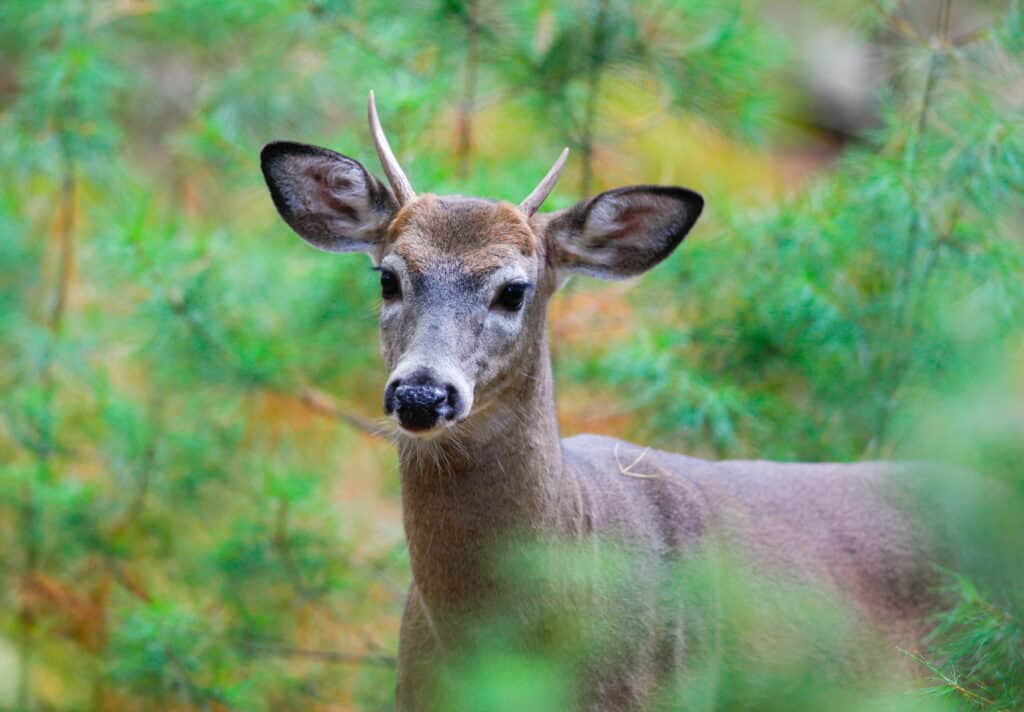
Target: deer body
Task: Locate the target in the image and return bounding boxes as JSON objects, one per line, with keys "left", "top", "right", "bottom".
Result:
{"left": 392, "top": 340, "right": 934, "bottom": 709}
{"left": 261, "top": 94, "right": 938, "bottom": 711}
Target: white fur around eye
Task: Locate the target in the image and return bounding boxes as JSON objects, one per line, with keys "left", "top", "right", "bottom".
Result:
{"left": 380, "top": 299, "right": 403, "bottom": 318}
{"left": 485, "top": 307, "right": 525, "bottom": 335}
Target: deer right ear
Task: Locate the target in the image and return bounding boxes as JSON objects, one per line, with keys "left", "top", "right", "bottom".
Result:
{"left": 540, "top": 186, "right": 703, "bottom": 281}
{"left": 260, "top": 141, "right": 398, "bottom": 254}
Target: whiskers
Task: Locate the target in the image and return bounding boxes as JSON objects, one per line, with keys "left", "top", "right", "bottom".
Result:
{"left": 369, "top": 416, "right": 402, "bottom": 442}
{"left": 395, "top": 424, "right": 468, "bottom": 490}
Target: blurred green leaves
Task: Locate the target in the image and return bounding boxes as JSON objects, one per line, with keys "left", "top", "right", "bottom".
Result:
{"left": 0, "top": 0, "right": 1021, "bottom": 710}
{"left": 570, "top": 1, "right": 1024, "bottom": 462}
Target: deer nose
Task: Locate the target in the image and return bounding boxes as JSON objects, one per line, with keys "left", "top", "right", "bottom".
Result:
{"left": 385, "top": 376, "right": 459, "bottom": 431}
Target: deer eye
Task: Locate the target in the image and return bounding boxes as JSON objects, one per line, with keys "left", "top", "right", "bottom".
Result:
{"left": 380, "top": 269, "right": 401, "bottom": 300}
{"left": 495, "top": 283, "right": 529, "bottom": 312}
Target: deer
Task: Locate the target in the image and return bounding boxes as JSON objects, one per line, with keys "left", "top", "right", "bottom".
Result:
{"left": 260, "top": 92, "right": 941, "bottom": 710}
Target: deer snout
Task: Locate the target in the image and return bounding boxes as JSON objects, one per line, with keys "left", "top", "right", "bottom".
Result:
{"left": 384, "top": 369, "right": 464, "bottom": 433}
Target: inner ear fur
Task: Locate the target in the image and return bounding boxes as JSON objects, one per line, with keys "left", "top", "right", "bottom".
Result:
{"left": 260, "top": 141, "right": 398, "bottom": 254}
{"left": 543, "top": 185, "right": 704, "bottom": 280}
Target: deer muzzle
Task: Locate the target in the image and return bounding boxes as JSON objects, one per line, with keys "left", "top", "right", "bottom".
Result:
{"left": 384, "top": 368, "right": 465, "bottom": 434}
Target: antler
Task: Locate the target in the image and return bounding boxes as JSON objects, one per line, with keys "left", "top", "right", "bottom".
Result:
{"left": 368, "top": 90, "right": 416, "bottom": 206}
{"left": 520, "top": 148, "right": 569, "bottom": 217}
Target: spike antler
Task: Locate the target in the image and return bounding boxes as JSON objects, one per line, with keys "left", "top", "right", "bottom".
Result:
{"left": 368, "top": 91, "right": 416, "bottom": 206}
{"left": 520, "top": 148, "right": 569, "bottom": 217}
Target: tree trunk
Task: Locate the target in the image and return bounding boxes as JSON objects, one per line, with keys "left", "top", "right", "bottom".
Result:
{"left": 580, "top": 0, "right": 610, "bottom": 196}
{"left": 456, "top": 0, "right": 480, "bottom": 180}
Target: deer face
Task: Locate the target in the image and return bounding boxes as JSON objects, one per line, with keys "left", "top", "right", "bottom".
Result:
{"left": 261, "top": 95, "right": 703, "bottom": 437}
{"left": 373, "top": 196, "right": 547, "bottom": 434}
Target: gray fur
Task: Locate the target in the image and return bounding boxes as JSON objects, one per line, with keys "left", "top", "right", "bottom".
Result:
{"left": 260, "top": 144, "right": 939, "bottom": 710}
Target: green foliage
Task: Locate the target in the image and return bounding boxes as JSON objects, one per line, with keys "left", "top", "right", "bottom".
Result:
{"left": 107, "top": 600, "right": 258, "bottom": 709}
{"left": 0, "top": 0, "right": 1021, "bottom": 710}
{"left": 576, "top": 2, "right": 1024, "bottom": 463}
{"left": 913, "top": 576, "right": 1023, "bottom": 710}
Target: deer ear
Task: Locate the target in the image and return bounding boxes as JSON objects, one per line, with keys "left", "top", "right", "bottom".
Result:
{"left": 542, "top": 186, "right": 703, "bottom": 280}
{"left": 260, "top": 141, "right": 398, "bottom": 254}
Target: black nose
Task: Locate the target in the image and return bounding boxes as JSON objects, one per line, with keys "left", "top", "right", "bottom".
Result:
{"left": 385, "top": 376, "right": 459, "bottom": 431}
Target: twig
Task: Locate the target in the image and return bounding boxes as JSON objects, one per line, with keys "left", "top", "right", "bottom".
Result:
{"left": 901, "top": 648, "right": 997, "bottom": 707}
{"left": 613, "top": 443, "right": 671, "bottom": 480}
{"left": 166, "top": 647, "right": 233, "bottom": 711}
{"left": 305, "top": 3, "right": 426, "bottom": 80}
{"left": 236, "top": 639, "right": 396, "bottom": 668}
{"left": 869, "top": 0, "right": 923, "bottom": 44}
{"left": 295, "top": 386, "right": 389, "bottom": 438}
{"left": 50, "top": 169, "right": 76, "bottom": 333}
{"left": 335, "top": 18, "right": 425, "bottom": 80}
{"left": 103, "top": 555, "right": 152, "bottom": 603}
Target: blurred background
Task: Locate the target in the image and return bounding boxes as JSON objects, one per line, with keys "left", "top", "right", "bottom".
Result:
{"left": 0, "top": 0, "right": 1022, "bottom": 709}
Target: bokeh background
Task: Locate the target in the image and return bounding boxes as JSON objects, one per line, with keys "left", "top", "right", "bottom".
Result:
{"left": 1, "top": 0, "right": 1022, "bottom": 709}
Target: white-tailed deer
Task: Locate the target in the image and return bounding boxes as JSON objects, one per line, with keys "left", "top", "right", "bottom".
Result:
{"left": 261, "top": 93, "right": 938, "bottom": 710}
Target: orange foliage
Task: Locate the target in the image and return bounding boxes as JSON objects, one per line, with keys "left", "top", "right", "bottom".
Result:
{"left": 18, "top": 571, "right": 109, "bottom": 652}
{"left": 549, "top": 282, "right": 635, "bottom": 347}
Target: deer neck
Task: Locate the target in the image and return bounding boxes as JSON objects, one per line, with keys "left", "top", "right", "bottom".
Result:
{"left": 396, "top": 333, "right": 574, "bottom": 628}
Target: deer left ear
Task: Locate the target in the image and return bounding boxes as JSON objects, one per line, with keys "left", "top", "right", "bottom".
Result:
{"left": 541, "top": 186, "right": 703, "bottom": 280}
{"left": 260, "top": 141, "right": 398, "bottom": 255}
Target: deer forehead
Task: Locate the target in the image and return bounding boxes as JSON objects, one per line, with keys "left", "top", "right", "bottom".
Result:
{"left": 384, "top": 194, "right": 540, "bottom": 276}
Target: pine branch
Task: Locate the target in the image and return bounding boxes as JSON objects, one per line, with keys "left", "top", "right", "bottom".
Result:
{"left": 874, "top": 0, "right": 953, "bottom": 451}
{"left": 903, "top": 648, "right": 997, "bottom": 708}
{"left": 898, "top": 0, "right": 951, "bottom": 297}
{"left": 308, "top": 4, "right": 426, "bottom": 80}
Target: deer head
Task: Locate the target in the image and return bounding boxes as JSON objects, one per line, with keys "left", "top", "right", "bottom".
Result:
{"left": 261, "top": 92, "right": 703, "bottom": 437}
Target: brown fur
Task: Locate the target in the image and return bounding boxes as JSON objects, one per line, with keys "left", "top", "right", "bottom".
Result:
{"left": 385, "top": 195, "right": 538, "bottom": 275}
{"left": 394, "top": 354, "right": 937, "bottom": 710}
{"left": 387, "top": 204, "right": 939, "bottom": 712}
{"left": 258, "top": 146, "right": 939, "bottom": 710}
